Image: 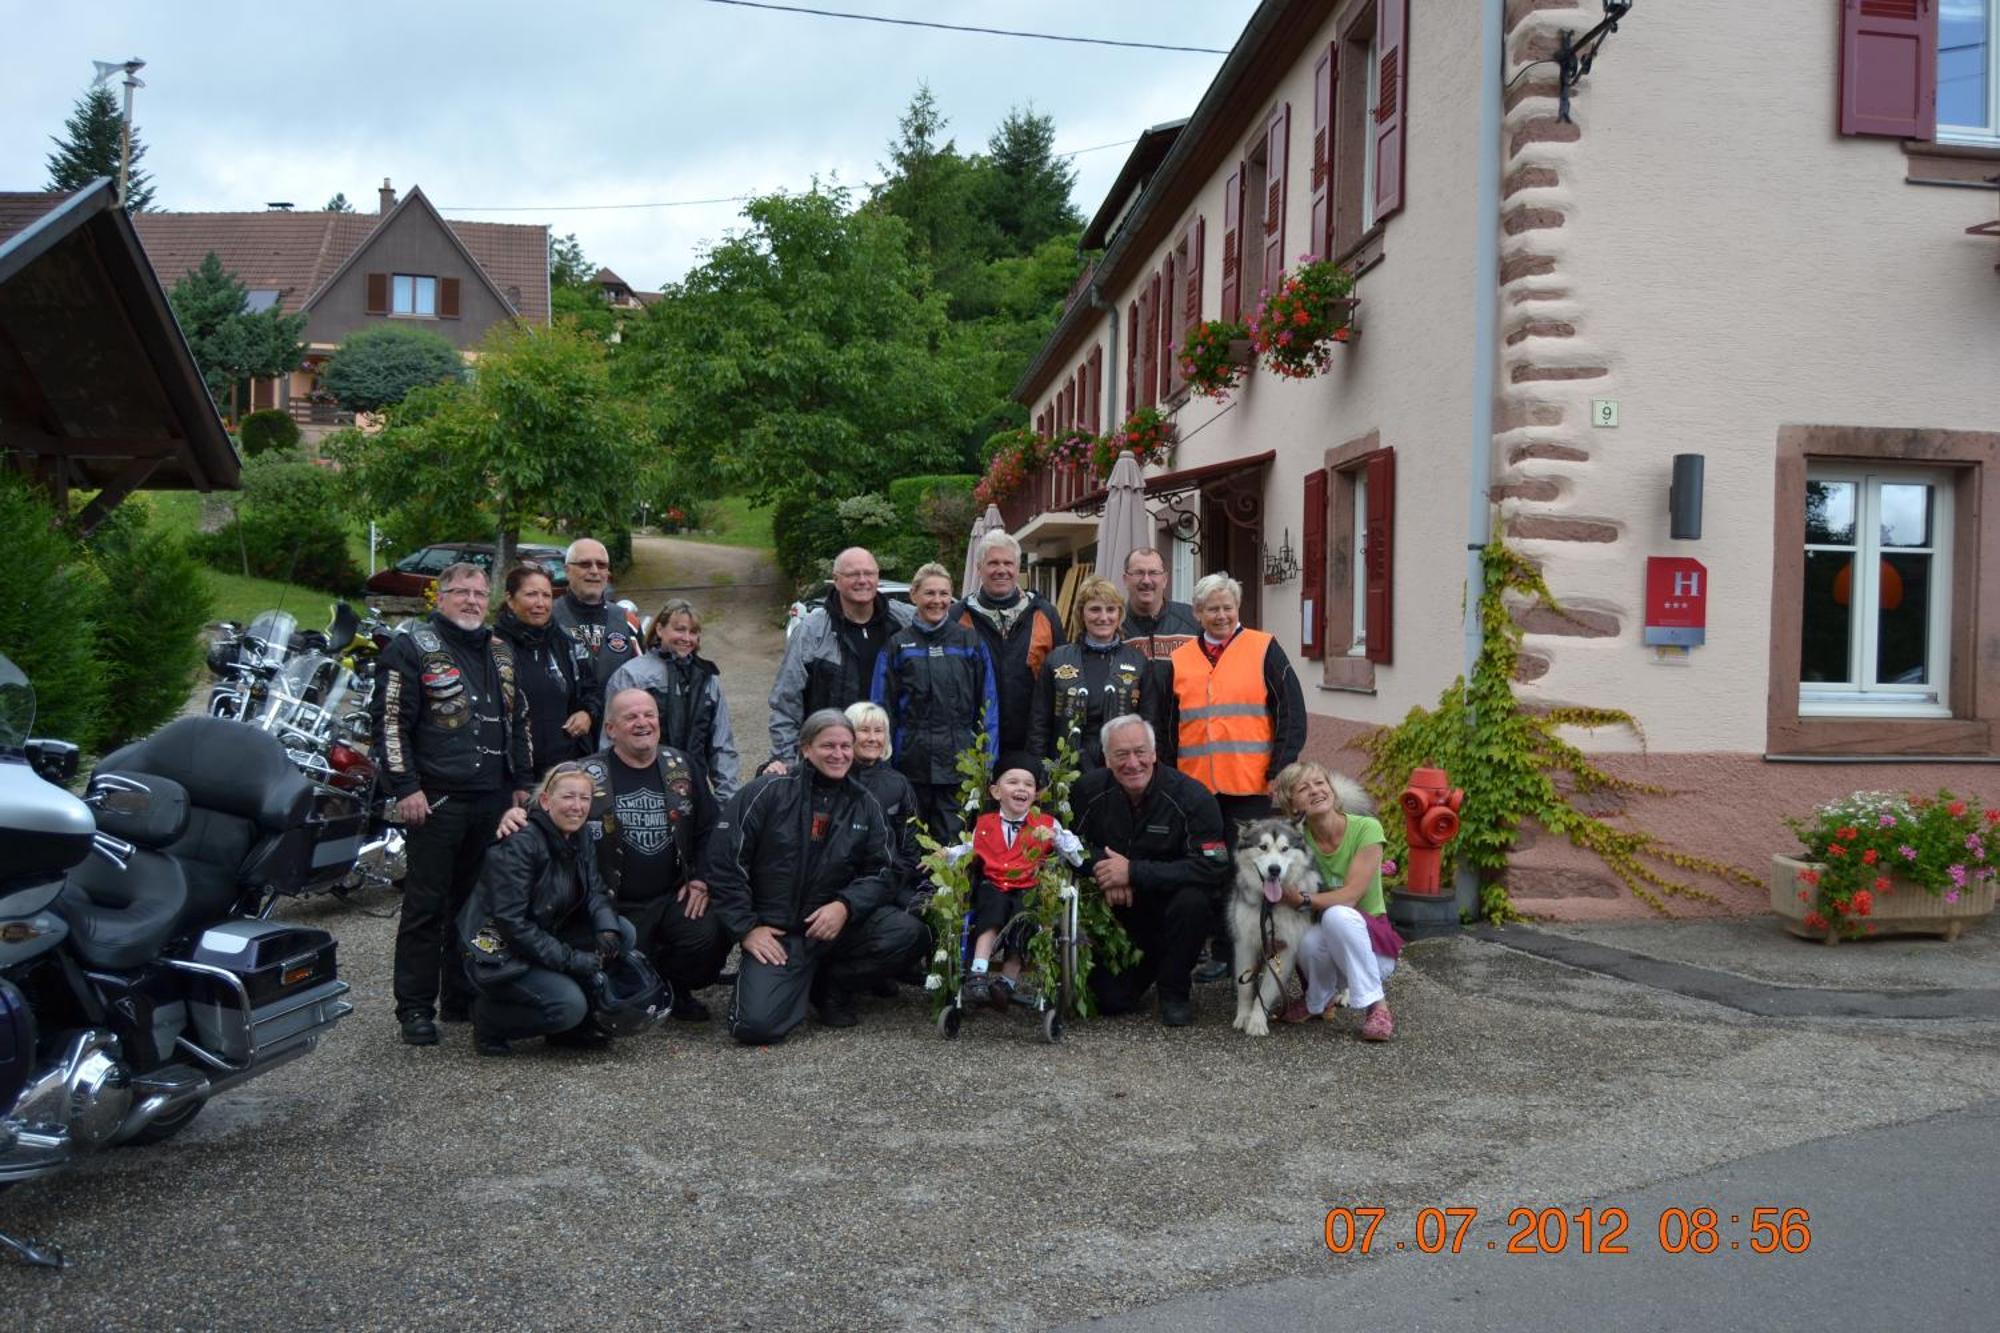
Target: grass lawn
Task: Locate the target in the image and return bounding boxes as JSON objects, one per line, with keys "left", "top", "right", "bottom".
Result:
{"left": 684, "top": 495, "right": 774, "bottom": 550}
{"left": 201, "top": 569, "right": 353, "bottom": 626}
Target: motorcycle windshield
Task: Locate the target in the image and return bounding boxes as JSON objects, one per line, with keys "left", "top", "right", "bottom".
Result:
{"left": 243, "top": 610, "right": 299, "bottom": 668}
{"left": 0, "top": 653, "right": 32, "bottom": 752}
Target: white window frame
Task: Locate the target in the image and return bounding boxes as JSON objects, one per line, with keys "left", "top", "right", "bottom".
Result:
{"left": 1939, "top": 0, "right": 2000, "bottom": 145}
{"left": 1348, "top": 469, "right": 1369, "bottom": 656}
{"left": 1799, "top": 466, "right": 1954, "bottom": 718}
{"left": 391, "top": 273, "right": 438, "bottom": 317}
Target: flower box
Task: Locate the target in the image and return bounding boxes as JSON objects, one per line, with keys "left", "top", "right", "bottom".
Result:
{"left": 1224, "top": 338, "right": 1256, "bottom": 367}
{"left": 1770, "top": 854, "right": 1995, "bottom": 944}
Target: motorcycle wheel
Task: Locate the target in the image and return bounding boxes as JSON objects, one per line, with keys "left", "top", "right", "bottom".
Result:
{"left": 126, "top": 1099, "right": 205, "bottom": 1146}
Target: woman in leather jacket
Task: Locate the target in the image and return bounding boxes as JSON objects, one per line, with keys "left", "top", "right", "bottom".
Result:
{"left": 494, "top": 564, "right": 600, "bottom": 773}
{"left": 1027, "top": 576, "right": 1156, "bottom": 772}
{"left": 844, "top": 700, "right": 926, "bottom": 913}
{"left": 458, "top": 763, "right": 633, "bottom": 1056}
{"left": 601, "top": 599, "right": 741, "bottom": 799}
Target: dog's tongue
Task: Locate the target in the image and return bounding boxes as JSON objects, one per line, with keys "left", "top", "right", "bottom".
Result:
{"left": 1263, "top": 869, "right": 1284, "bottom": 904}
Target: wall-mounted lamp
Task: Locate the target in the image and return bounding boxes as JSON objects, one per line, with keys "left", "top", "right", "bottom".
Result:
{"left": 1557, "top": 0, "right": 1636, "bottom": 124}
{"left": 1262, "top": 529, "right": 1300, "bottom": 585}
{"left": 1669, "top": 453, "right": 1703, "bottom": 541}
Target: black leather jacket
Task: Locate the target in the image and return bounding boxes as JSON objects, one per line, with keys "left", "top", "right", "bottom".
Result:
{"left": 458, "top": 809, "right": 620, "bottom": 977}
{"left": 552, "top": 590, "right": 641, "bottom": 680}
{"left": 1069, "top": 765, "right": 1232, "bottom": 899}
{"left": 851, "top": 757, "right": 924, "bottom": 909}
{"left": 704, "top": 769, "right": 892, "bottom": 941}
{"left": 579, "top": 745, "right": 715, "bottom": 903}
{"left": 372, "top": 614, "right": 532, "bottom": 798}
{"left": 1026, "top": 639, "right": 1155, "bottom": 771}
{"left": 494, "top": 607, "right": 601, "bottom": 767}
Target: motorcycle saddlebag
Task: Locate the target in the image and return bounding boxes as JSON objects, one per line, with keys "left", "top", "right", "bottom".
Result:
{"left": 180, "top": 921, "right": 344, "bottom": 1062}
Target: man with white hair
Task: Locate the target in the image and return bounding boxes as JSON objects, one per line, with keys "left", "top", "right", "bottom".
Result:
{"left": 1067, "top": 714, "right": 1228, "bottom": 1026}
{"left": 766, "top": 545, "right": 915, "bottom": 774}
{"left": 954, "top": 529, "right": 1066, "bottom": 753}
{"left": 552, "top": 536, "right": 642, "bottom": 680}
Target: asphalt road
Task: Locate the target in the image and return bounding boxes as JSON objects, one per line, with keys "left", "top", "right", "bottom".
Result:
{"left": 6, "top": 539, "right": 2000, "bottom": 1328}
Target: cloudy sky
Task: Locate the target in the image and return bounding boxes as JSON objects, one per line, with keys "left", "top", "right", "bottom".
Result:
{"left": 8, "top": 1, "right": 1260, "bottom": 290}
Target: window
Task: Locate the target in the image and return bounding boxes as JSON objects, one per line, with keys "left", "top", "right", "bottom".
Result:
{"left": 1941, "top": 0, "right": 1999, "bottom": 142}
{"left": 1349, "top": 467, "right": 1370, "bottom": 656}
{"left": 1313, "top": 432, "right": 1396, "bottom": 689}
{"left": 1329, "top": 1, "right": 1407, "bottom": 261}
{"left": 392, "top": 274, "right": 437, "bottom": 316}
{"left": 1801, "top": 468, "right": 1953, "bottom": 716}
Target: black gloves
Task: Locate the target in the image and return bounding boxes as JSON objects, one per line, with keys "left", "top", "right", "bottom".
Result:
{"left": 597, "top": 930, "right": 623, "bottom": 962}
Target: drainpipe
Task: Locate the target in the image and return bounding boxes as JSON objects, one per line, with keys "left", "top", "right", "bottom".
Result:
{"left": 1455, "top": 0, "right": 1504, "bottom": 920}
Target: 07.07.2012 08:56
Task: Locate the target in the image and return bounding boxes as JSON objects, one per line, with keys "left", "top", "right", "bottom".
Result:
{"left": 1322, "top": 1205, "right": 1814, "bottom": 1256}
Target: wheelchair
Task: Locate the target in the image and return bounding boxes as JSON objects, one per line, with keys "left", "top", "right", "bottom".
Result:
{"left": 936, "top": 881, "right": 1081, "bottom": 1044}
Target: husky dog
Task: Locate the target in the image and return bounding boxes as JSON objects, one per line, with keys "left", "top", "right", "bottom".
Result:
{"left": 1230, "top": 819, "right": 1320, "bottom": 1037}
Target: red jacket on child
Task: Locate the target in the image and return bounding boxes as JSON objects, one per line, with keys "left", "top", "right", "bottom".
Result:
{"left": 971, "top": 810, "right": 1056, "bottom": 892}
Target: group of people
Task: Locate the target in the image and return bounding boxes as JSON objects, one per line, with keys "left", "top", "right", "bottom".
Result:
{"left": 370, "top": 529, "right": 1401, "bottom": 1054}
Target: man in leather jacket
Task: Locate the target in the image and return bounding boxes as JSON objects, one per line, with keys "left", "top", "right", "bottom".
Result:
{"left": 954, "top": 530, "right": 1066, "bottom": 753}
{"left": 551, "top": 537, "right": 642, "bottom": 680}
{"left": 502, "top": 688, "right": 729, "bottom": 1021}
{"left": 372, "top": 562, "right": 533, "bottom": 1046}
{"left": 1068, "top": 714, "right": 1229, "bottom": 1027}
{"left": 766, "top": 547, "right": 915, "bottom": 773}
{"left": 706, "top": 709, "right": 927, "bottom": 1043}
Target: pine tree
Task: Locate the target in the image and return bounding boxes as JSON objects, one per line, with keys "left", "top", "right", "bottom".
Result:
{"left": 167, "top": 253, "right": 308, "bottom": 417}
{"left": 325, "top": 192, "right": 354, "bottom": 213}
{"left": 984, "top": 107, "right": 1082, "bottom": 253}
{"left": 45, "top": 85, "right": 155, "bottom": 210}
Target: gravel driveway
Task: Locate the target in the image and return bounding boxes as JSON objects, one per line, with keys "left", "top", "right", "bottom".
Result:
{"left": 8, "top": 538, "right": 2000, "bottom": 1327}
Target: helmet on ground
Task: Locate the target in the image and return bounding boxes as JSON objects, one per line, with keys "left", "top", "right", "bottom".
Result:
{"left": 587, "top": 949, "right": 671, "bottom": 1037}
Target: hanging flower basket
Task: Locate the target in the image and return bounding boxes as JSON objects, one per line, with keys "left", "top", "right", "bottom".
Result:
{"left": 1179, "top": 319, "right": 1251, "bottom": 400}
{"left": 1092, "top": 406, "right": 1174, "bottom": 475}
{"left": 1775, "top": 790, "right": 1999, "bottom": 942}
{"left": 1248, "top": 257, "right": 1359, "bottom": 379}
{"left": 974, "top": 427, "right": 1046, "bottom": 506}
{"left": 1045, "top": 427, "right": 1099, "bottom": 474}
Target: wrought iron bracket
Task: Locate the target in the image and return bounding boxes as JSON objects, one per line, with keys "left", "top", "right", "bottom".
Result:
{"left": 1557, "top": 0, "right": 1634, "bottom": 124}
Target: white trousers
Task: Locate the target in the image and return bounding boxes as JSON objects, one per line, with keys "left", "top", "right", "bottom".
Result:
{"left": 1300, "top": 905, "right": 1394, "bottom": 1012}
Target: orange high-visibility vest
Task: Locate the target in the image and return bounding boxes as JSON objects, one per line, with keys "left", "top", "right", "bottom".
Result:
{"left": 1171, "top": 629, "right": 1275, "bottom": 796}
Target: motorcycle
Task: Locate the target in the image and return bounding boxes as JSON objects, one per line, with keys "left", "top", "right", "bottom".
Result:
{"left": 205, "top": 604, "right": 405, "bottom": 897}
{"left": 1, "top": 655, "right": 354, "bottom": 1268}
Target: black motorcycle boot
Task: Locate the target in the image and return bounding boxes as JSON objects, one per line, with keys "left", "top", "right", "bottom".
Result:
{"left": 398, "top": 1009, "right": 440, "bottom": 1046}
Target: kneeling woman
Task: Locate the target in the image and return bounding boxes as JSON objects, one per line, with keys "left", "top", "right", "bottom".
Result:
{"left": 1271, "top": 761, "right": 1403, "bottom": 1041}
{"left": 459, "top": 763, "right": 635, "bottom": 1055}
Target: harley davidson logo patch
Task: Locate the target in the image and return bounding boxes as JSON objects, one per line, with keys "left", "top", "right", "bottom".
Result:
{"left": 1053, "top": 664, "right": 1081, "bottom": 680}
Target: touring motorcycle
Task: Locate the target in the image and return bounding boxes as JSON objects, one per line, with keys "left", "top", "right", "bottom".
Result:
{"left": 0, "top": 655, "right": 353, "bottom": 1267}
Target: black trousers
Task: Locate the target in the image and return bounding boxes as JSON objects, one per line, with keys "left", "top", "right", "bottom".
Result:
{"left": 622, "top": 890, "right": 730, "bottom": 992}
{"left": 1209, "top": 793, "right": 1276, "bottom": 956}
{"left": 1088, "top": 880, "right": 1210, "bottom": 1011}
{"left": 728, "top": 905, "right": 927, "bottom": 1045}
{"left": 394, "top": 789, "right": 513, "bottom": 1018}
{"left": 910, "top": 783, "right": 966, "bottom": 844}
{"left": 469, "top": 918, "right": 637, "bottom": 1040}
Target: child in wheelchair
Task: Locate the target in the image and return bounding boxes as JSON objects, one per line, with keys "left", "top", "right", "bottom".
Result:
{"left": 944, "top": 753, "right": 1083, "bottom": 1010}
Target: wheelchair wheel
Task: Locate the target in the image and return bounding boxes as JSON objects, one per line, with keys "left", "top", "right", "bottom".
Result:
{"left": 938, "top": 1006, "right": 963, "bottom": 1040}
{"left": 1041, "top": 1008, "right": 1063, "bottom": 1044}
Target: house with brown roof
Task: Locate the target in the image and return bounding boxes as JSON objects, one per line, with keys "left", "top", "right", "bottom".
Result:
{"left": 592, "top": 266, "right": 659, "bottom": 310}
{"left": 132, "top": 179, "right": 548, "bottom": 426}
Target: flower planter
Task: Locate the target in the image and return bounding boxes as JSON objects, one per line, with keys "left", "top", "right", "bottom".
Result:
{"left": 1770, "top": 854, "right": 1995, "bottom": 944}
{"left": 1223, "top": 338, "right": 1256, "bottom": 367}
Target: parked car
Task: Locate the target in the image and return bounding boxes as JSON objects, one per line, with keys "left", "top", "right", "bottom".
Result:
{"left": 364, "top": 542, "right": 569, "bottom": 600}
{"left": 784, "top": 579, "right": 912, "bottom": 641}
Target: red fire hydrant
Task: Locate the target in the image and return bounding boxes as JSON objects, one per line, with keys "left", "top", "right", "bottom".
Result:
{"left": 1398, "top": 766, "right": 1464, "bottom": 896}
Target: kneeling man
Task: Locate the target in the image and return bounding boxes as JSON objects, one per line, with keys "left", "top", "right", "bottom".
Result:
{"left": 707, "top": 708, "right": 926, "bottom": 1043}
{"left": 1069, "top": 714, "right": 1230, "bottom": 1026}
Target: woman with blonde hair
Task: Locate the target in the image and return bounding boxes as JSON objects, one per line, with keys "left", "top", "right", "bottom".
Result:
{"left": 601, "top": 598, "right": 741, "bottom": 798}
{"left": 844, "top": 700, "right": 927, "bottom": 915}
{"left": 1270, "top": 759, "right": 1402, "bottom": 1041}
{"left": 1027, "top": 574, "right": 1156, "bottom": 771}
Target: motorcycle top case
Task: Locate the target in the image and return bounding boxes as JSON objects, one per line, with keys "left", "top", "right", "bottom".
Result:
{"left": 188, "top": 921, "right": 339, "bottom": 1005}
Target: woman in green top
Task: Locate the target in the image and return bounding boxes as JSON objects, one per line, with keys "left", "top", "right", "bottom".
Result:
{"left": 1272, "top": 761, "right": 1402, "bottom": 1041}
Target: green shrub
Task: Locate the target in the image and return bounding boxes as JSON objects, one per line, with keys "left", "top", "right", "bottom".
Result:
{"left": 0, "top": 474, "right": 108, "bottom": 748}
{"left": 886, "top": 473, "right": 977, "bottom": 516}
{"left": 772, "top": 491, "right": 848, "bottom": 585}
{"left": 888, "top": 474, "right": 978, "bottom": 570}
{"left": 237, "top": 408, "right": 301, "bottom": 457}
{"left": 193, "top": 453, "right": 361, "bottom": 594}
{"left": 321, "top": 325, "right": 465, "bottom": 413}
{"left": 81, "top": 501, "right": 215, "bottom": 749}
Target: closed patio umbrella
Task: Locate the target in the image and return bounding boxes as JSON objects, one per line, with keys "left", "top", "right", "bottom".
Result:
{"left": 1094, "top": 453, "right": 1151, "bottom": 593}
{"left": 963, "top": 503, "right": 1004, "bottom": 598}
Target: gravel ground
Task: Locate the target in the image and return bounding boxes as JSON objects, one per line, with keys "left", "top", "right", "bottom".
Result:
{"left": 8, "top": 538, "right": 2000, "bottom": 1327}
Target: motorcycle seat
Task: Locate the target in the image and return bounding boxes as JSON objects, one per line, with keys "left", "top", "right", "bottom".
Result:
{"left": 60, "top": 848, "right": 189, "bottom": 971}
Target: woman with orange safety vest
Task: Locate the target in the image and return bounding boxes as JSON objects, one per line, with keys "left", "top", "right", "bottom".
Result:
{"left": 1164, "top": 572, "right": 1308, "bottom": 974}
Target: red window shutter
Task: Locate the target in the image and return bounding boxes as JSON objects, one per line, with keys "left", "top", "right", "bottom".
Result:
{"left": 1311, "top": 46, "right": 1335, "bottom": 262}
{"left": 1185, "top": 216, "right": 1204, "bottom": 326}
{"left": 1220, "top": 165, "right": 1243, "bottom": 322}
{"left": 1301, "top": 468, "right": 1328, "bottom": 660}
{"left": 439, "top": 276, "right": 461, "bottom": 319}
{"left": 1839, "top": 0, "right": 1939, "bottom": 138}
{"left": 1126, "top": 302, "right": 1140, "bottom": 414}
{"left": 364, "top": 272, "right": 389, "bottom": 315}
{"left": 1363, "top": 448, "right": 1395, "bottom": 665}
{"left": 1161, "top": 252, "right": 1180, "bottom": 397}
{"left": 1144, "top": 272, "right": 1162, "bottom": 408}
{"left": 1262, "top": 103, "right": 1290, "bottom": 300}
{"left": 1374, "top": 0, "right": 1410, "bottom": 223}
{"left": 1086, "top": 346, "right": 1103, "bottom": 432}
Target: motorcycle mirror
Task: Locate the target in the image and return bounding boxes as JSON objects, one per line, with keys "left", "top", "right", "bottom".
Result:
{"left": 25, "top": 738, "right": 79, "bottom": 785}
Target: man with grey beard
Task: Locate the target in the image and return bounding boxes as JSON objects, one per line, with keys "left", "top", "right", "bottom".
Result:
{"left": 372, "top": 561, "right": 533, "bottom": 1047}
